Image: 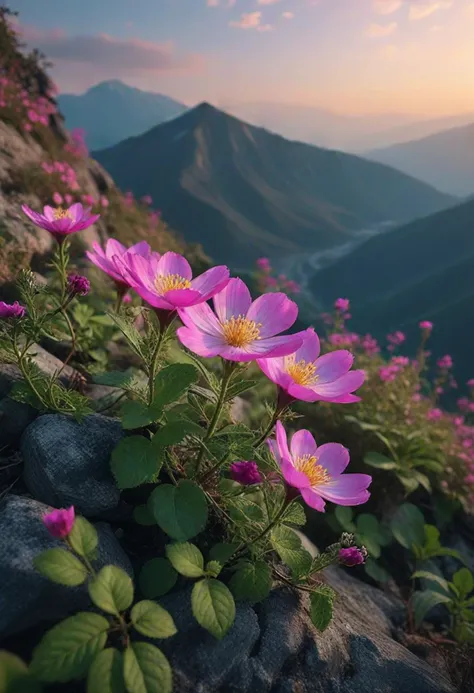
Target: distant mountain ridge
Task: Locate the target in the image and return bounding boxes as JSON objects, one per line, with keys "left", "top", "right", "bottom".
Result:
{"left": 58, "top": 80, "right": 187, "bottom": 150}
{"left": 93, "top": 102, "right": 455, "bottom": 269}
{"left": 367, "top": 122, "right": 474, "bottom": 196}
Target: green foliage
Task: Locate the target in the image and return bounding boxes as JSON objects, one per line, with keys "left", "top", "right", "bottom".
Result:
{"left": 412, "top": 590, "right": 452, "bottom": 627}
{"left": 68, "top": 517, "right": 98, "bottom": 563}
{"left": 30, "top": 613, "right": 109, "bottom": 682}
{"left": 34, "top": 549, "right": 88, "bottom": 587}
{"left": 390, "top": 503, "right": 425, "bottom": 550}
{"left": 87, "top": 649, "right": 125, "bottom": 693}
{"left": 88, "top": 566, "right": 134, "bottom": 616}
{"left": 166, "top": 542, "right": 205, "bottom": 578}
{"left": 130, "top": 601, "right": 177, "bottom": 639}
{"left": 139, "top": 559, "right": 178, "bottom": 599}
{"left": 0, "top": 651, "right": 41, "bottom": 693}
{"left": 191, "top": 578, "right": 236, "bottom": 639}
{"left": 309, "top": 585, "right": 336, "bottom": 632}
{"left": 229, "top": 560, "right": 273, "bottom": 603}
{"left": 209, "top": 543, "right": 239, "bottom": 566}
{"left": 148, "top": 481, "right": 208, "bottom": 541}
{"left": 271, "top": 525, "right": 313, "bottom": 580}
{"left": 111, "top": 435, "right": 164, "bottom": 489}
{"left": 123, "top": 643, "right": 172, "bottom": 693}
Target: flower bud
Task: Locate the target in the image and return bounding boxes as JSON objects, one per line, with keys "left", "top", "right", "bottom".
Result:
{"left": 67, "top": 274, "right": 90, "bottom": 297}
{"left": 43, "top": 506, "right": 75, "bottom": 538}
{"left": 230, "top": 461, "right": 262, "bottom": 486}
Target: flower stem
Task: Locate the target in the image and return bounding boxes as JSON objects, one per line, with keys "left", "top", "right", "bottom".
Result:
{"left": 194, "top": 360, "right": 235, "bottom": 477}
{"left": 233, "top": 499, "right": 294, "bottom": 560}
{"left": 253, "top": 403, "right": 289, "bottom": 449}
{"left": 147, "top": 328, "right": 166, "bottom": 406}
{"left": 57, "top": 240, "right": 69, "bottom": 301}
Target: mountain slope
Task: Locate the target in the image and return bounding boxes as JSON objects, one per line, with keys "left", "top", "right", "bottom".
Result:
{"left": 367, "top": 123, "right": 474, "bottom": 196}
{"left": 58, "top": 80, "right": 187, "bottom": 150}
{"left": 94, "top": 103, "right": 455, "bottom": 268}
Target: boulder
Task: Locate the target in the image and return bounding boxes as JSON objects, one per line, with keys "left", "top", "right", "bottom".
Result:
{"left": 0, "top": 494, "right": 132, "bottom": 639}
{"left": 21, "top": 413, "right": 123, "bottom": 516}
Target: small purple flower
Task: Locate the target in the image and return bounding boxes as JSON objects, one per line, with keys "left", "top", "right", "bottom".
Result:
{"left": 437, "top": 354, "right": 453, "bottom": 369}
{"left": 0, "top": 300, "right": 26, "bottom": 319}
{"left": 22, "top": 203, "right": 100, "bottom": 243}
{"left": 339, "top": 546, "right": 367, "bottom": 567}
{"left": 419, "top": 321, "right": 433, "bottom": 331}
{"left": 230, "top": 461, "right": 262, "bottom": 485}
{"left": 43, "top": 506, "right": 75, "bottom": 538}
{"left": 334, "top": 298, "right": 350, "bottom": 312}
{"left": 67, "top": 274, "right": 90, "bottom": 297}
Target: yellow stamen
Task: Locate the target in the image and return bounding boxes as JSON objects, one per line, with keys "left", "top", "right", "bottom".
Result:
{"left": 285, "top": 355, "right": 319, "bottom": 386}
{"left": 294, "top": 454, "right": 329, "bottom": 486}
{"left": 53, "top": 207, "right": 73, "bottom": 220}
{"left": 221, "top": 315, "right": 261, "bottom": 348}
{"left": 154, "top": 273, "right": 191, "bottom": 294}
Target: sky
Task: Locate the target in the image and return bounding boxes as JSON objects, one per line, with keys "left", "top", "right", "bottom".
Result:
{"left": 9, "top": 0, "right": 474, "bottom": 116}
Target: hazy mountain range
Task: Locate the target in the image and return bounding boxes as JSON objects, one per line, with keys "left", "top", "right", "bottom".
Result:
{"left": 367, "top": 122, "right": 474, "bottom": 197}
{"left": 58, "top": 80, "right": 187, "bottom": 150}
{"left": 93, "top": 103, "right": 455, "bottom": 268}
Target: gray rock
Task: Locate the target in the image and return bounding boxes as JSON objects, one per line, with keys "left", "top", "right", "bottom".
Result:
{"left": 21, "top": 413, "right": 123, "bottom": 516}
{"left": 155, "top": 565, "right": 454, "bottom": 693}
{"left": 0, "top": 494, "right": 132, "bottom": 639}
{"left": 0, "top": 396, "right": 36, "bottom": 447}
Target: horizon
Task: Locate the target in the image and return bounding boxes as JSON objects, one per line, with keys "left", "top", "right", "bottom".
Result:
{"left": 9, "top": 0, "right": 474, "bottom": 118}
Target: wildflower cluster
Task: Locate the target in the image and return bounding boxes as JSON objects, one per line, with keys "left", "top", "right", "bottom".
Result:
{"left": 255, "top": 257, "right": 301, "bottom": 296}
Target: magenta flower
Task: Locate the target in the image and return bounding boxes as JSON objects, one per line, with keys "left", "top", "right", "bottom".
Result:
{"left": 467, "top": 379, "right": 474, "bottom": 388}
{"left": 177, "top": 278, "right": 302, "bottom": 362}
{"left": 256, "top": 257, "right": 271, "bottom": 272}
{"left": 0, "top": 300, "right": 26, "bottom": 319}
{"left": 230, "top": 461, "right": 262, "bottom": 485}
{"left": 22, "top": 203, "right": 100, "bottom": 242}
{"left": 115, "top": 251, "right": 229, "bottom": 312}
{"left": 43, "top": 506, "right": 75, "bottom": 538}
{"left": 335, "top": 298, "right": 350, "bottom": 312}
{"left": 419, "top": 321, "right": 433, "bottom": 331}
{"left": 86, "top": 238, "right": 153, "bottom": 288}
{"left": 339, "top": 546, "right": 367, "bottom": 567}
{"left": 268, "top": 421, "right": 371, "bottom": 511}
{"left": 67, "top": 274, "right": 90, "bottom": 297}
{"left": 437, "top": 354, "right": 453, "bottom": 369}
{"left": 257, "top": 328, "right": 365, "bottom": 403}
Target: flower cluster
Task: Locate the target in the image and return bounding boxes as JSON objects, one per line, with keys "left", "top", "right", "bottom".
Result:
{"left": 64, "top": 128, "right": 88, "bottom": 158}
{"left": 255, "top": 257, "right": 301, "bottom": 296}
{"left": 41, "top": 160, "right": 80, "bottom": 192}
{"left": 0, "top": 69, "right": 56, "bottom": 133}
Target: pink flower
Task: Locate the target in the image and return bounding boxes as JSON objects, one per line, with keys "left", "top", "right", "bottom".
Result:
{"left": 141, "top": 195, "right": 153, "bottom": 205}
{"left": 0, "top": 300, "right": 26, "bottom": 319}
{"left": 256, "top": 257, "right": 271, "bottom": 272}
{"left": 116, "top": 251, "right": 230, "bottom": 312}
{"left": 64, "top": 194, "right": 73, "bottom": 205}
{"left": 52, "top": 192, "right": 63, "bottom": 205}
{"left": 419, "top": 321, "right": 433, "bottom": 331}
{"left": 22, "top": 203, "right": 100, "bottom": 242}
{"left": 467, "top": 379, "right": 474, "bottom": 388}
{"left": 339, "top": 546, "right": 367, "bottom": 567}
{"left": 230, "top": 461, "right": 262, "bottom": 485}
{"left": 335, "top": 298, "right": 350, "bottom": 312}
{"left": 437, "top": 354, "right": 453, "bottom": 369}
{"left": 379, "top": 365, "right": 399, "bottom": 382}
{"left": 177, "top": 278, "right": 302, "bottom": 362}
{"left": 257, "top": 327, "right": 365, "bottom": 403}
{"left": 427, "top": 408, "right": 442, "bottom": 421}
{"left": 86, "top": 239, "right": 153, "bottom": 287}
{"left": 268, "top": 421, "right": 371, "bottom": 511}
{"left": 43, "top": 506, "right": 75, "bottom": 538}
{"left": 122, "top": 293, "right": 132, "bottom": 304}
{"left": 387, "top": 331, "right": 406, "bottom": 346}
{"left": 100, "top": 196, "right": 109, "bottom": 208}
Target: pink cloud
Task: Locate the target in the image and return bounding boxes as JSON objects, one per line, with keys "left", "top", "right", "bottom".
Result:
{"left": 282, "top": 11, "right": 295, "bottom": 19}
{"left": 366, "top": 21, "right": 398, "bottom": 37}
{"left": 230, "top": 11, "right": 262, "bottom": 28}
{"left": 372, "top": 0, "right": 403, "bottom": 14}
{"left": 257, "top": 0, "right": 281, "bottom": 4}
{"left": 408, "top": 1, "right": 452, "bottom": 20}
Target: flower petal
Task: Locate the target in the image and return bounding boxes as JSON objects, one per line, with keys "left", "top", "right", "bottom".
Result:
{"left": 213, "top": 278, "right": 252, "bottom": 323}
{"left": 275, "top": 421, "right": 291, "bottom": 466}
{"left": 281, "top": 458, "right": 311, "bottom": 489}
{"left": 157, "top": 252, "right": 192, "bottom": 280}
{"left": 163, "top": 288, "right": 202, "bottom": 307}
{"left": 294, "top": 328, "right": 320, "bottom": 362}
{"left": 176, "top": 326, "right": 225, "bottom": 358}
{"left": 43, "top": 205, "right": 56, "bottom": 221}
{"left": 86, "top": 250, "right": 123, "bottom": 282}
{"left": 316, "top": 443, "right": 350, "bottom": 476}
{"left": 314, "top": 370, "right": 366, "bottom": 397}
{"left": 247, "top": 334, "right": 303, "bottom": 359}
{"left": 301, "top": 488, "right": 326, "bottom": 512}
{"left": 313, "top": 350, "right": 354, "bottom": 384}
{"left": 68, "top": 203, "right": 84, "bottom": 223}
{"left": 190, "top": 266, "right": 230, "bottom": 302}
{"left": 287, "top": 382, "right": 321, "bottom": 402}
{"left": 131, "top": 240, "right": 153, "bottom": 257}
{"left": 178, "top": 303, "right": 223, "bottom": 337}
{"left": 290, "top": 429, "right": 317, "bottom": 459}
{"left": 314, "top": 474, "right": 372, "bottom": 505}
{"left": 247, "top": 292, "right": 298, "bottom": 337}
{"left": 105, "top": 238, "right": 126, "bottom": 260}
{"left": 267, "top": 438, "right": 280, "bottom": 465}
{"left": 257, "top": 356, "right": 291, "bottom": 389}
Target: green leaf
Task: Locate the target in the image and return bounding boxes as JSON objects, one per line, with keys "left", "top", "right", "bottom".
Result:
{"left": 205, "top": 560, "right": 222, "bottom": 578}
{"left": 152, "top": 420, "right": 205, "bottom": 447}
{"left": 0, "top": 651, "right": 42, "bottom": 693}
{"left": 271, "top": 525, "right": 313, "bottom": 579}
{"left": 34, "top": 548, "right": 88, "bottom": 586}
{"left": 139, "top": 559, "right": 178, "bottom": 599}
{"left": 283, "top": 502, "right": 306, "bottom": 526}
{"left": 453, "top": 568, "right": 474, "bottom": 599}
{"left": 412, "top": 590, "right": 452, "bottom": 627}
{"left": 229, "top": 561, "right": 272, "bottom": 603}
{"left": 209, "top": 542, "right": 239, "bottom": 566}
{"left": 165, "top": 403, "right": 200, "bottom": 423}
{"left": 356, "top": 534, "right": 381, "bottom": 559}
{"left": 121, "top": 400, "right": 158, "bottom": 430}
{"left": 427, "top": 547, "right": 469, "bottom": 565}
{"left": 166, "top": 542, "right": 205, "bottom": 578}
{"left": 88, "top": 566, "right": 134, "bottom": 616}
{"left": 131, "top": 601, "right": 177, "bottom": 639}
{"left": 87, "top": 648, "right": 124, "bottom": 693}
{"left": 123, "top": 643, "right": 172, "bottom": 693}
{"left": 30, "top": 612, "right": 109, "bottom": 682}
{"left": 412, "top": 470, "right": 431, "bottom": 493}
{"left": 225, "top": 380, "right": 257, "bottom": 400}
{"left": 424, "top": 524, "right": 441, "bottom": 552}
{"left": 334, "top": 506, "right": 356, "bottom": 532}
{"left": 364, "top": 559, "right": 392, "bottom": 583}
{"left": 111, "top": 436, "right": 164, "bottom": 489}
{"left": 309, "top": 586, "right": 336, "bottom": 632}
{"left": 133, "top": 505, "right": 156, "bottom": 526}
{"left": 397, "top": 474, "right": 420, "bottom": 495}
{"left": 356, "top": 513, "right": 379, "bottom": 537}
{"left": 93, "top": 371, "right": 134, "bottom": 389}
{"left": 109, "top": 313, "right": 145, "bottom": 361}
{"left": 152, "top": 363, "right": 199, "bottom": 410}
{"left": 149, "top": 481, "right": 208, "bottom": 541}
{"left": 412, "top": 571, "right": 451, "bottom": 594}
{"left": 390, "top": 503, "right": 425, "bottom": 550}
{"left": 192, "top": 578, "right": 236, "bottom": 640}
{"left": 364, "top": 452, "right": 397, "bottom": 470}
{"left": 68, "top": 517, "right": 98, "bottom": 562}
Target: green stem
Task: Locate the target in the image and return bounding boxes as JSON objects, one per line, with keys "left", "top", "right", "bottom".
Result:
{"left": 199, "top": 451, "right": 230, "bottom": 484}
{"left": 253, "top": 406, "right": 287, "bottom": 449}
{"left": 13, "top": 338, "right": 45, "bottom": 407}
{"left": 234, "top": 499, "right": 293, "bottom": 560}
{"left": 57, "top": 240, "right": 69, "bottom": 301}
{"left": 147, "top": 328, "right": 166, "bottom": 406}
{"left": 194, "top": 360, "right": 235, "bottom": 476}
